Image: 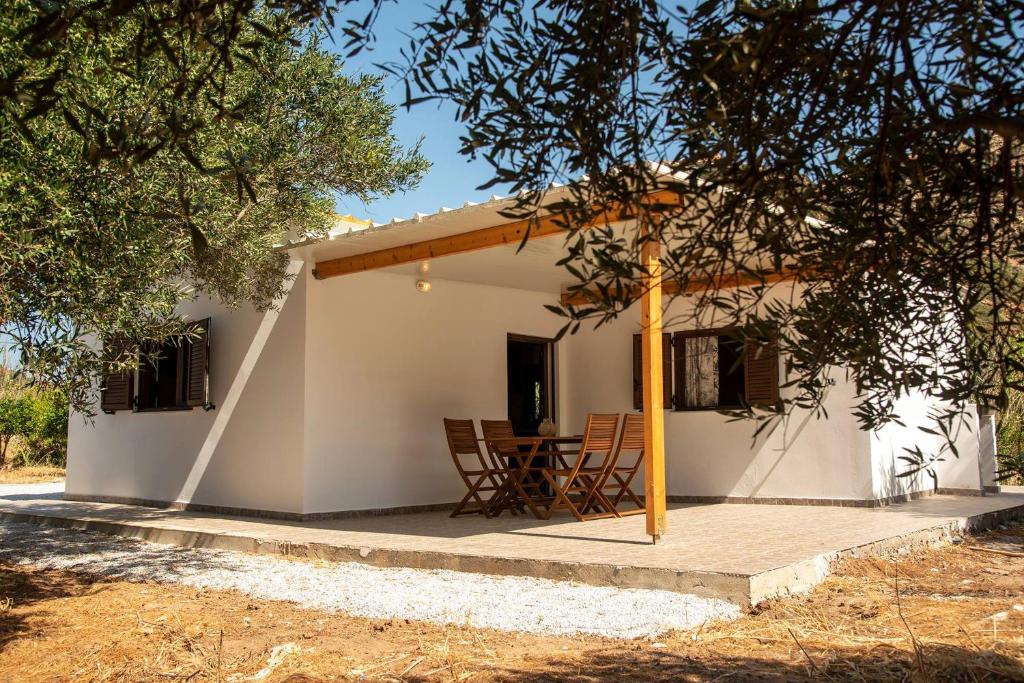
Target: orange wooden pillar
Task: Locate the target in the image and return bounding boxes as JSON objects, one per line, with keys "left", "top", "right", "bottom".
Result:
{"left": 640, "top": 228, "right": 667, "bottom": 542}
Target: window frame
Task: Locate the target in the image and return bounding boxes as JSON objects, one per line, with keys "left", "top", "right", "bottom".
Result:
{"left": 134, "top": 337, "right": 193, "bottom": 413}
{"left": 672, "top": 327, "right": 747, "bottom": 412}
{"left": 99, "top": 319, "right": 212, "bottom": 415}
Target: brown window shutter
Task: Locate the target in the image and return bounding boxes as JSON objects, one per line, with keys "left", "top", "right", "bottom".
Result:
{"left": 744, "top": 338, "right": 779, "bottom": 407}
{"left": 661, "top": 332, "right": 672, "bottom": 406}
{"left": 632, "top": 334, "right": 643, "bottom": 410}
{"left": 184, "top": 318, "right": 211, "bottom": 408}
{"left": 632, "top": 333, "right": 672, "bottom": 410}
{"left": 100, "top": 338, "right": 135, "bottom": 413}
{"left": 672, "top": 331, "right": 684, "bottom": 410}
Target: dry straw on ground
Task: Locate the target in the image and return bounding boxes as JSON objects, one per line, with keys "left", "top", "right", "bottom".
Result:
{"left": 0, "top": 522, "right": 1022, "bottom": 681}
{"left": 0, "top": 466, "right": 64, "bottom": 484}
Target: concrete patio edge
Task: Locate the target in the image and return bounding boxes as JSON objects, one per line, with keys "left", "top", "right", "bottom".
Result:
{"left": 2, "top": 497, "right": 1023, "bottom": 607}
{"left": 746, "top": 500, "right": 1024, "bottom": 604}
{"left": 0, "top": 507, "right": 753, "bottom": 604}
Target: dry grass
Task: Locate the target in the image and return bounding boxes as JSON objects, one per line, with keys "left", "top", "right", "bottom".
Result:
{"left": 0, "top": 465, "right": 65, "bottom": 484}
{"left": 687, "top": 527, "right": 1024, "bottom": 681}
{"left": 0, "top": 523, "right": 1022, "bottom": 682}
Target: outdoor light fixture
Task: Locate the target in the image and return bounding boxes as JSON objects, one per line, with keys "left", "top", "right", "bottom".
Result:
{"left": 415, "top": 260, "right": 431, "bottom": 293}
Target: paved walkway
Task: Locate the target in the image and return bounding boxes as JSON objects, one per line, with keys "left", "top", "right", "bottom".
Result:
{"left": 2, "top": 482, "right": 1022, "bottom": 605}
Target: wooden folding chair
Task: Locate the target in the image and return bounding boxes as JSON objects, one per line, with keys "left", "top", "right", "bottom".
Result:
{"left": 480, "top": 420, "right": 534, "bottom": 516}
{"left": 594, "top": 412, "right": 646, "bottom": 516}
{"left": 443, "top": 418, "right": 503, "bottom": 518}
{"left": 541, "top": 413, "right": 620, "bottom": 521}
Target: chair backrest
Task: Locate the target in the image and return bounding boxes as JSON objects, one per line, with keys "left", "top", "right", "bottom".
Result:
{"left": 481, "top": 419, "right": 515, "bottom": 445}
{"left": 563, "top": 413, "right": 620, "bottom": 481}
{"left": 480, "top": 419, "right": 518, "bottom": 469}
{"left": 611, "top": 412, "right": 646, "bottom": 473}
{"left": 580, "top": 413, "right": 620, "bottom": 454}
{"left": 443, "top": 418, "right": 489, "bottom": 473}
{"left": 619, "top": 413, "right": 645, "bottom": 451}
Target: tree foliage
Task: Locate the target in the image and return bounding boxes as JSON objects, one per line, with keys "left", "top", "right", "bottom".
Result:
{"left": 2, "top": 0, "right": 337, "bottom": 164}
{"left": 345, "top": 0, "right": 1024, "bottom": 473}
{"left": 0, "top": 359, "right": 67, "bottom": 468}
{"left": 0, "top": 393, "right": 34, "bottom": 469}
{"left": 1, "top": 1, "right": 428, "bottom": 411}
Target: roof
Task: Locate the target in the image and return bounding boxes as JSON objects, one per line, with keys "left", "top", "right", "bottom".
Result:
{"left": 281, "top": 185, "right": 579, "bottom": 262}
{"left": 282, "top": 163, "right": 691, "bottom": 262}
{"left": 278, "top": 185, "right": 577, "bottom": 254}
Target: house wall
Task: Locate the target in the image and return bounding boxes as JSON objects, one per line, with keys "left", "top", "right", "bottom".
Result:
{"left": 978, "top": 411, "right": 999, "bottom": 491}
{"left": 65, "top": 261, "right": 308, "bottom": 514}
{"left": 301, "top": 269, "right": 568, "bottom": 514}
{"left": 562, "top": 289, "right": 877, "bottom": 502}
{"left": 65, "top": 260, "right": 995, "bottom": 514}
{"left": 869, "top": 393, "right": 987, "bottom": 499}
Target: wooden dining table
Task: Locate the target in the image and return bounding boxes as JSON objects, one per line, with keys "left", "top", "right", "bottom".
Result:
{"left": 479, "top": 435, "right": 583, "bottom": 518}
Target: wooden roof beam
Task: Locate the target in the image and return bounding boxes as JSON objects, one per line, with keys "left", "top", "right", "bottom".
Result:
{"left": 312, "top": 190, "right": 682, "bottom": 280}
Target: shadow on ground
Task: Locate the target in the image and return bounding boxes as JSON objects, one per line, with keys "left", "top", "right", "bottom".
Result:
{"left": 0, "top": 565, "right": 112, "bottom": 654}
{"left": 0, "top": 522, "right": 256, "bottom": 582}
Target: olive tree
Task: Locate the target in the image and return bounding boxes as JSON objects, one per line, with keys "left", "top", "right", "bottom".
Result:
{"left": 342, "top": 0, "right": 1023, "bottom": 476}
{"left": 1, "top": 2, "right": 428, "bottom": 411}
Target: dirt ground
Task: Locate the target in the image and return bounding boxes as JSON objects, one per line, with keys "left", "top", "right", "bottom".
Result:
{"left": 0, "top": 466, "right": 65, "bottom": 484}
{"left": 0, "top": 523, "right": 1022, "bottom": 682}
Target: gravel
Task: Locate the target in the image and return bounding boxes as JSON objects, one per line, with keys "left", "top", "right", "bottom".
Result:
{"left": 0, "top": 521, "right": 741, "bottom": 639}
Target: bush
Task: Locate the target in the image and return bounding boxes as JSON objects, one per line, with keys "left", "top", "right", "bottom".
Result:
{"left": 997, "top": 451, "right": 1024, "bottom": 485}
{"left": 997, "top": 388, "right": 1024, "bottom": 485}
{"left": 23, "top": 390, "right": 69, "bottom": 467}
{"left": 0, "top": 394, "right": 34, "bottom": 468}
{"left": 0, "top": 360, "right": 68, "bottom": 469}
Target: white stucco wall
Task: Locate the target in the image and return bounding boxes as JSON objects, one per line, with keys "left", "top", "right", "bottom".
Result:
{"left": 65, "top": 261, "right": 308, "bottom": 514}
{"left": 562, "top": 296, "right": 876, "bottom": 501}
{"left": 869, "top": 392, "right": 986, "bottom": 498}
{"left": 66, "top": 260, "right": 993, "bottom": 513}
{"left": 301, "top": 269, "right": 568, "bottom": 514}
{"left": 978, "top": 411, "right": 999, "bottom": 490}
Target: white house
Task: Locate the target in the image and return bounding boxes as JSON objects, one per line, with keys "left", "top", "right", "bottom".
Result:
{"left": 65, "top": 186, "right": 1000, "bottom": 521}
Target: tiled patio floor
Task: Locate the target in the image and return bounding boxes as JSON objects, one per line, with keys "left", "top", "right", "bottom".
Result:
{"left": 1, "top": 483, "right": 1022, "bottom": 605}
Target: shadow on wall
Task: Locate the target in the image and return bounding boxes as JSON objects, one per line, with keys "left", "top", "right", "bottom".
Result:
{"left": 741, "top": 398, "right": 823, "bottom": 499}
{"left": 874, "top": 440, "right": 932, "bottom": 502}
{"left": 174, "top": 260, "right": 305, "bottom": 508}
{"left": 662, "top": 379, "right": 875, "bottom": 500}
{"left": 872, "top": 407, "right": 983, "bottom": 499}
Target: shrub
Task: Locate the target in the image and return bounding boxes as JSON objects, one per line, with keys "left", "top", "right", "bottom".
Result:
{"left": 0, "top": 356, "right": 69, "bottom": 468}
{"left": 997, "top": 389, "right": 1024, "bottom": 485}
{"left": 0, "top": 394, "right": 34, "bottom": 468}
{"left": 23, "top": 390, "right": 69, "bottom": 467}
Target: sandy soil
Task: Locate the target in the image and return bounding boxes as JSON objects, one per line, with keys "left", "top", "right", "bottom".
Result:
{"left": 0, "top": 523, "right": 1022, "bottom": 681}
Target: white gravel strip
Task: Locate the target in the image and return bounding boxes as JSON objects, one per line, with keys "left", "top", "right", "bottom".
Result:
{"left": 0, "top": 521, "right": 741, "bottom": 639}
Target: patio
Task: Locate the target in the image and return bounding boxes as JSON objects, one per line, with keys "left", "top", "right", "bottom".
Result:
{"left": 2, "top": 482, "right": 1022, "bottom": 606}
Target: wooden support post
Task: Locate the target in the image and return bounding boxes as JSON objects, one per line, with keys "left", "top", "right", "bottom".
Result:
{"left": 640, "top": 227, "right": 667, "bottom": 542}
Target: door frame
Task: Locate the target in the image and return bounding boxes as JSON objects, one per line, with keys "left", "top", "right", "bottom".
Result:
{"left": 506, "top": 333, "right": 558, "bottom": 428}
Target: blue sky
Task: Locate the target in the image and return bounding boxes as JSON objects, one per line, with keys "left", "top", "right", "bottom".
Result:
{"left": 329, "top": 4, "right": 512, "bottom": 223}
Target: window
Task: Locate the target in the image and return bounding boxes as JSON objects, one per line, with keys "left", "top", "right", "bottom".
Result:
{"left": 671, "top": 328, "right": 779, "bottom": 411}
{"left": 137, "top": 338, "right": 189, "bottom": 411}
{"left": 100, "top": 318, "right": 211, "bottom": 414}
